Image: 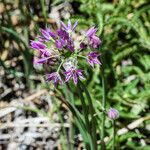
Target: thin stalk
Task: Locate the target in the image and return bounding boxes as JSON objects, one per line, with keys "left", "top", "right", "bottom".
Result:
{"left": 79, "top": 81, "right": 97, "bottom": 150}
{"left": 101, "top": 65, "right": 106, "bottom": 150}
{"left": 77, "top": 83, "right": 94, "bottom": 150}
{"left": 55, "top": 89, "right": 92, "bottom": 150}
{"left": 64, "top": 84, "right": 74, "bottom": 150}
{"left": 77, "top": 55, "right": 87, "bottom": 59}
{"left": 77, "top": 83, "right": 90, "bottom": 135}
{"left": 112, "top": 120, "right": 115, "bottom": 150}
{"left": 57, "top": 60, "right": 64, "bottom": 73}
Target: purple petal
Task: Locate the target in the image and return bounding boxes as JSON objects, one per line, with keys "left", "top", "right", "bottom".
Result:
{"left": 41, "top": 28, "right": 56, "bottom": 40}
{"left": 93, "top": 58, "right": 101, "bottom": 65}
{"left": 41, "top": 29, "right": 51, "bottom": 40}
{"left": 57, "top": 29, "right": 64, "bottom": 36}
{"left": 80, "top": 42, "right": 87, "bottom": 49}
{"left": 46, "top": 28, "right": 56, "bottom": 38}
{"left": 65, "top": 73, "right": 72, "bottom": 82}
{"left": 88, "top": 51, "right": 99, "bottom": 57}
{"left": 77, "top": 70, "right": 85, "bottom": 80}
{"left": 36, "top": 57, "right": 50, "bottom": 64}
{"left": 55, "top": 39, "right": 66, "bottom": 49}
{"left": 87, "top": 52, "right": 101, "bottom": 67}
{"left": 30, "top": 41, "right": 46, "bottom": 50}
{"left": 46, "top": 73, "right": 55, "bottom": 81}
{"left": 64, "top": 71, "right": 71, "bottom": 75}
{"left": 88, "top": 60, "right": 94, "bottom": 68}
{"left": 43, "top": 50, "right": 51, "bottom": 57}
{"left": 76, "top": 69, "right": 83, "bottom": 73}
{"left": 46, "top": 72, "right": 62, "bottom": 87}
{"left": 67, "top": 44, "right": 74, "bottom": 52}
{"left": 60, "top": 21, "right": 68, "bottom": 30}
{"left": 86, "top": 27, "right": 97, "bottom": 37}
{"left": 57, "top": 29, "right": 69, "bottom": 40}
{"left": 73, "top": 73, "right": 78, "bottom": 85}
{"left": 89, "top": 36, "right": 101, "bottom": 48}
{"left": 72, "top": 21, "right": 78, "bottom": 30}
{"left": 68, "top": 19, "right": 72, "bottom": 30}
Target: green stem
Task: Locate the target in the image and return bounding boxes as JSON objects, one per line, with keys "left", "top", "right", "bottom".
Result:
{"left": 79, "top": 80, "right": 97, "bottom": 150}
{"left": 57, "top": 60, "right": 64, "bottom": 73}
{"left": 101, "top": 65, "right": 106, "bottom": 150}
{"left": 77, "top": 83, "right": 90, "bottom": 136}
{"left": 63, "top": 84, "right": 74, "bottom": 150}
{"left": 77, "top": 55, "right": 87, "bottom": 59}
{"left": 112, "top": 120, "right": 115, "bottom": 150}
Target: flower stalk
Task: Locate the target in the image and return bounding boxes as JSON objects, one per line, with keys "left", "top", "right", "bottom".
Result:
{"left": 101, "top": 64, "right": 106, "bottom": 150}
{"left": 112, "top": 120, "right": 116, "bottom": 150}
{"left": 79, "top": 80, "right": 97, "bottom": 150}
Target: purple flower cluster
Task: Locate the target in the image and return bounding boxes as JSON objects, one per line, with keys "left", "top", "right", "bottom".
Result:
{"left": 31, "top": 20, "right": 101, "bottom": 87}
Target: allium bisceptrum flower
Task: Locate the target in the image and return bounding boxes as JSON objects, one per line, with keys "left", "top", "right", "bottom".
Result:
{"left": 87, "top": 52, "right": 101, "bottom": 68}
{"left": 30, "top": 41, "right": 46, "bottom": 50}
{"left": 46, "top": 72, "right": 63, "bottom": 87}
{"left": 31, "top": 41, "right": 59, "bottom": 65}
{"left": 55, "top": 29, "right": 74, "bottom": 51}
{"left": 60, "top": 19, "right": 78, "bottom": 33}
{"left": 86, "top": 27, "right": 101, "bottom": 49}
{"left": 86, "top": 27, "right": 97, "bottom": 37}
{"left": 108, "top": 108, "right": 119, "bottom": 120}
{"left": 64, "top": 66, "right": 85, "bottom": 85}
{"left": 31, "top": 19, "right": 102, "bottom": 86}
{"left": 41, "top": 28, "right": 56, "bottom": 41}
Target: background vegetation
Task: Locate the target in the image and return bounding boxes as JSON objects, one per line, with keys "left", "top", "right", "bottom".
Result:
{"left": 0, "top": 0, "right": 150, "bottom": 149}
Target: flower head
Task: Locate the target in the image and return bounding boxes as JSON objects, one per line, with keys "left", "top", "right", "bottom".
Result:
{"left": 87, "top": 52, "right": 101, "bottom": 67}
{"left": 32, "top": 44, "right": 59, "bottom": 65}
{"left": 31, "top": 19, "right": 102, "bottom": 87}
{"left": 56, "top": 29, "right": 74, "bottom": 51}
{"left": 64, "top": 67, "right": 84, "bottom": 85}
{"left": 86, "top": 27, "right": 101, "bottom": 49}
{"left": 30, "top": 41, "right": 52, "bottom": 57}
{"left": 41, "top": 28, "right": 56, "bottom": 40}
{"left": 86, "top": 27, "right": 97, "bottom": 38}
{"left": 46, "top": 72, "right": 63, "bottom": 87}
{"left": 89, "top": 35, "right": 101, "bottom": 49}
{"left": 30, "top": 41, "right": 46, "bottom": 50}
{"left": 108, "top": 108, "right": 119, "bottom": 120}
{"left": 60, "top": 19, "right": 78, "bottom": 33}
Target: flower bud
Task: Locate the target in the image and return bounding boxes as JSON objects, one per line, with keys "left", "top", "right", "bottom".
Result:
{"left": 108, "top": 108, "right": 119, "bottom": 120}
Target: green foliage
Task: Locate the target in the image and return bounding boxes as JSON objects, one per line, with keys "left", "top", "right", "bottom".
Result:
{"left": 73, "top": 0, "right": 150, "bottom": 148}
